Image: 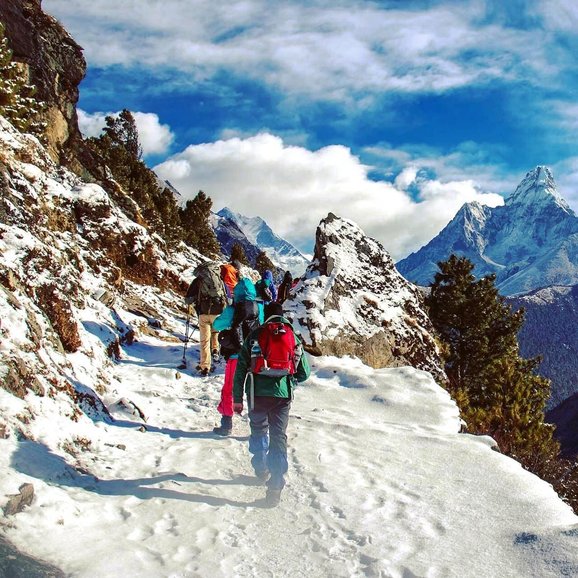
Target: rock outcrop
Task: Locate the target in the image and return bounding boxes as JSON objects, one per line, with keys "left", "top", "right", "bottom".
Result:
{"left": 0, "top": 0, "right": 86, "bottom": 166}
{"left": 284, "top": 213, "right": 445, "bottom": 381}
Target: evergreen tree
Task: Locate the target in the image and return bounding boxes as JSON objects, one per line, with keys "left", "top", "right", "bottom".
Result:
{"left": 426, "top": 254, "right": 557, "bottom": 462}
{"left": 255, "top": 250, "right": 275, "bottom": 276}
{"left": 102, "top": 109, "right": 142, "bottom": 160}
{"left": 179, "top": 191, "right": 220, "bottom": 258}
{"left": 0, "top": 22, "right": 45, "bottom": 136}
{"left": 87, "top": 109, "right": 184, "bottom": 243}
{"left": 230, "top": 242, "right": 249, "bottom": 265}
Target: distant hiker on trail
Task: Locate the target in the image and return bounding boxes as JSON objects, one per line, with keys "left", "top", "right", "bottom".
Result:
{"left": 220, "top": 260, "right": 241, "bottom": 303}
{"left": 233, "top": 302, "right": 310, "bottom": 507}
{"left": 255, "top": 269, "right": 277, "bottom": 304}
{"left": 185, "top": 262, "right": 228, "bottom": 376}
{"left": 276, "top": 270, "right": 293, "bottom": 303}
{"left": 211, "top": 275, "right": 262, "bottom": 436}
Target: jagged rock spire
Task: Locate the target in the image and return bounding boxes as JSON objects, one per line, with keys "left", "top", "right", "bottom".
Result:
{"left": 284, "top": 213, "right": 445, "bottom": 380}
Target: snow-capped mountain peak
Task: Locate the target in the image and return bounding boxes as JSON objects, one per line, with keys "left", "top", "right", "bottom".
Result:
{"left": 506, "top": 166, "right": 573, "bottom": 214}
{"left": 507, "top": 166, "right": 572, "bottom": 214}
{"left": 397, "top": 166, "right": 578, "bottom": 295}
{"left": 215, "top": 207, "right": 309, "bottom": 276}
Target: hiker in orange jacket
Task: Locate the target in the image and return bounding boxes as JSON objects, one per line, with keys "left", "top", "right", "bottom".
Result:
{"left": 220, "top": 260, "right": 241, "bottom": 303}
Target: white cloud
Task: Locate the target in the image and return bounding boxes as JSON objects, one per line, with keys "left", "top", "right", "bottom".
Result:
{"left": 394, "top": 166, "right": 419, "bottom": 190}
{"left": 77, "top": 109, "right": 110, "bottom": 138}
{"left": 132, "top": 112, "right": 175, "bottom": 156}
{"left": 44, "top": 0, "right": 556, "bottom": 100}
{"left": 77, "top": 109, "right": 174, "bottom": 157}
{"left": 154, "top": 133, "right": 504, "bottom": 259}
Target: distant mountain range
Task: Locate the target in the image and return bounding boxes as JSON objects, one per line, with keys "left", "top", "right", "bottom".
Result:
{"left": 505, "top": 284, "right": 578, "bottom": 456}
{"left": 397, "top": 166, "right": 578, "bottom": 296}
{"left": 507, "top": 285, "right": 578, "bottom": 410}
{"left": 213, "top": 207, "right": 309, "bottom": 277}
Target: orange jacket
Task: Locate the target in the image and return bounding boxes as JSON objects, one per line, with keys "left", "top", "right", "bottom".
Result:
{"left": 220, "top": 263, "right": 239, "bottom": 297}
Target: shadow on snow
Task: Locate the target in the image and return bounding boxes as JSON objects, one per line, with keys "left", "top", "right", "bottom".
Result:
{"left": 11, "top": 440, "right": 267, "bottom": 509}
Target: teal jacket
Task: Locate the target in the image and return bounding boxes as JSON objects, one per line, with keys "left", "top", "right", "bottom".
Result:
{"left": 214, "top": 278, "right": 265, "bottom": 331}
{"left": 233, "top": 316, "right": 310, "bottom": 402}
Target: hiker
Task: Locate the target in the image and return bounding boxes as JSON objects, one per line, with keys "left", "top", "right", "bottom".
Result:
{"left": 220, "top": 259, "right": 241, "bottom": 303}
{"left": 211, "top": 276, "right": 262, "bottom": 436}
{"left": 185, "top": 262, "right": 228, "bottom": 376}
{"left": 233, "top": 301, "right": 310, "bottom": 507}
{"left": 276, "top": 270, "right": 293, "bottom": 303}
{"left": 255, "top": 269, "right": 277, "bottom": 304}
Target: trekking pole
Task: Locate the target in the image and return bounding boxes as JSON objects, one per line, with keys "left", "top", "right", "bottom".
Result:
{"left": 179, "top": 304, "right": 192, "bottom": 369}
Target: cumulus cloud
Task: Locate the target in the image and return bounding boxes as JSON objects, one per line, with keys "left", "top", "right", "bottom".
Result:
{"left": 77, "top": 109, "right": 174, "bottom": 157}
{"left": 77, "top": 109, "right": 109, "bottom": 138}
{"left": 132, "top": 112, "right": 175, "bottom": 156}
{"left": 154, "top": 133, "right": 504, "bottom": 260}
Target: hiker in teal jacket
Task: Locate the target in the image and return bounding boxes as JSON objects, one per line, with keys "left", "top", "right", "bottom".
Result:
{"left": 233, "top": 302, "right": 310, "bottom": 507}
{"left": 211, "top": 277, "right": 262, "bottom": 436}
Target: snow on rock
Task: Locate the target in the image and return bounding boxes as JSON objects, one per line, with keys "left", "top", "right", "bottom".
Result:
{"left": 0, "top": 115, "right": 203, "bottom": 444}
{"left": 284, "top": 213, "right": 445, "bottom": 381}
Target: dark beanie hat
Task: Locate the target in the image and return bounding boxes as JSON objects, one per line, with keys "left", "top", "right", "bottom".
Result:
{"left": 264, "top": 302, "right": 283, "bottom": 319}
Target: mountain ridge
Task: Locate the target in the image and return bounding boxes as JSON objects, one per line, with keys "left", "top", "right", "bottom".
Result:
{"left": 215, "top": 207, "right": 309, "bottom": 276}
{"left": 397, "top": 166, "right": 578, "bottom": 295}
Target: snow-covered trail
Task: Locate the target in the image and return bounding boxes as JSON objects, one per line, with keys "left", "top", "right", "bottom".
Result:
{"left": 2, "top": 332, "right": 578, "bottom": 578}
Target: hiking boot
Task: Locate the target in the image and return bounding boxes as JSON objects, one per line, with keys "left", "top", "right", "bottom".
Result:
{"left": 212, "top": 349, "right": 220, "bottom": 363}
{"left": 195, "top": 364, "right": 202, "bottom": 371}
{"left": 212, "top": 425, "right": 232, "bottom": 436}
{"left": 213, "top": 416, "right": 232, "bottom": 436}
{"left": 198, "top": 367, "right": 209, "bottom": 377}
{"left": 254, "top": 468, "right": 270, "bottom": 483}
{"left": 265, "top": 488, "right": 282, "bottom": 508}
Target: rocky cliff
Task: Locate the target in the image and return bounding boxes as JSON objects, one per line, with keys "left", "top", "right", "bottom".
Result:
{"left": 0, "top": 0, "right": 86, "bottom": 168}
{"left": 284, "top": 213, "right": 445, "bottom": 381}
{"left": 0, "top": 115, "right": 200, "bottom": 417}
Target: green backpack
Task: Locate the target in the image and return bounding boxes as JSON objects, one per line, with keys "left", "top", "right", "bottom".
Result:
{"left": 189, "top": 262, "right": 228, "bottom": 315}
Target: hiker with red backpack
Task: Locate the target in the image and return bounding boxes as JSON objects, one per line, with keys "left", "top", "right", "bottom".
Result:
{"left": 185, "top": 262, "right": 228, "bottom": 376}
{"left": 211, "top": 276, "right": 263, "bottom": 435}
{"left": 233, "top": 302, "right": 310, "bottom": 507}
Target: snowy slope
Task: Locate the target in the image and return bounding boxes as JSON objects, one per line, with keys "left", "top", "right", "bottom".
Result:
{"left": 1, "top": 328, "right": 577, "bottom": 577}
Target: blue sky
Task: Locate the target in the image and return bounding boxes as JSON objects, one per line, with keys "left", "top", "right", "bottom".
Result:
{"left": 43, "top": 0, "right": 578, "bottom": 258}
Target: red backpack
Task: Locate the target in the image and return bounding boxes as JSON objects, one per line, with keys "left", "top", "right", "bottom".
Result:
{"left": 250, "top": 319, "right": 302, "bottom": 377}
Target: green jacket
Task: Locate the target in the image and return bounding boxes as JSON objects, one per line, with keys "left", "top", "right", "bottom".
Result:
{"left": 233, "top": 316, "right": 311, "bottom": 402}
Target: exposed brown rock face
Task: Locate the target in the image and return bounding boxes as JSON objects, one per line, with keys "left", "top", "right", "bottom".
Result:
{"left": 0, "top": 0, "right": 86, "bottom": 164}
{"left": 285, "top": 213, "right": 445, "bottom": 382}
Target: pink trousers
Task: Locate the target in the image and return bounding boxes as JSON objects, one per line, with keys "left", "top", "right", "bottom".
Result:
{"left": 217, "top": 357, "right": 238, "bottom": 417}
